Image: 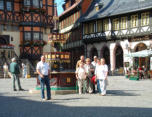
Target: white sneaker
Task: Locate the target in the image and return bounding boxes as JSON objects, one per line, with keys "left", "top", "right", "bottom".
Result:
{"left": 42, "top": 98, "right": 46, "bottom": 101}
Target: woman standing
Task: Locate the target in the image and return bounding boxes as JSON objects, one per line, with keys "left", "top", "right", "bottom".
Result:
{"left": 95, "top": 58, "right": 108, "bottom": 96}
{"left": 75, "top": 62, "right": 87, "bottom": 94}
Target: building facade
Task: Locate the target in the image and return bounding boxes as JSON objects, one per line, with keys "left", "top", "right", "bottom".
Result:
{"left": 0, "top": 0, "right": 56, "bottom": 64}
{"left": 59, "top": 0, "right": 93, "bottom": 69}
{"left": 81, "top": 0, "right": 152, "bottom": 73}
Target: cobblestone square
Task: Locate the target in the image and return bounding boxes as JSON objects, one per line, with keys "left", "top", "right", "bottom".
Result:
{"left": 0, "top": 76, "right": 152, "bottom": 117}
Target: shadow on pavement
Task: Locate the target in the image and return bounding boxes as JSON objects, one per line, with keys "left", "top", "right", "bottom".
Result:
{"left": 107, "top": 90, "right": 140, "bottom": 96}
{"left": 0, "top": 93, "right": 152, "bottom": 117}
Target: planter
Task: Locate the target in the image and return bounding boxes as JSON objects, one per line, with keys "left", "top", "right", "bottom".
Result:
{"left": 129, "top": 76, "right": 139, "bottom": 81}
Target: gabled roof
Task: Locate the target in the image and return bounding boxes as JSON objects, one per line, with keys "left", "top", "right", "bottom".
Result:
{"left": 59, "top": 0, "right": 82, "bottom": 18}
{"left": 80, "top": 0, "right": 152, "bottom": 22}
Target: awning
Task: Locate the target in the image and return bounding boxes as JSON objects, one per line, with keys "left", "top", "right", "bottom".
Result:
{"left": 125, "top": 49, "right": 152, "bottom": 57}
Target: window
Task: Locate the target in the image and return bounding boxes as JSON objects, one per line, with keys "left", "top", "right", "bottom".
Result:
{"left": 24, "top": 0, "right": 30, "bottom": 6}
{"left": 40, "top": 0, "right": 43, "bottom": 8}
{"left": 0, "top": 1, "right": 4, "bottom": 10}
{"left": 121, "top": 17, "right": 127, "bottom": 29}
{"left": 103, "top": 19, "right": 109, "bottom": 31}
{"left": 24, "top": 32, "right": 31, "bottom": 41}
{"left": 33, "top": 0, "right": 39, "bottom": 8}
{"left": 40, "top": 33, "right": 43, "bottom": 40}
{"left": 97, "top": 20, "right": 102, "bottom": 32}
{"left": 89, "top": 22, "right": 95, "bottom": 33}
{"left": 33, "top": 32, "right": 39, "bottom": 40}
{"left": 141, "top": 12, "right": 149, "bottom": 26}
{"left": 113, "top": 18, "right": 119, "bottom": 30}
{"left": 131, "top": 14, "right": 138, "bottom": 28}
{"left": 7, "top": 2, "right": 12, "bottom": 11}
{"left": 84, "top": 23, "right": 89, "bottom": 34}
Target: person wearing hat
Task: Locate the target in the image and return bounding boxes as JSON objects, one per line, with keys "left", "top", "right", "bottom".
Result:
{"left": 10, "top": 57, "right": 24, "bottom": 91}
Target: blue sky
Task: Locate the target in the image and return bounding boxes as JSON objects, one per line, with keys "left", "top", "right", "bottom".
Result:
{"left": 55, "top": 0, "right": 64, "bottom": 15}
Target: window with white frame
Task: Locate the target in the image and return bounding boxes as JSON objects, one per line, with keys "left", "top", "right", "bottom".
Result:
{"left": 121, "top": 17, "right": 127, "bottom": 29}
{"left": 33, "top": 32, "right": 39, "bottom": 40}
{"left": 113, "top": 18, "right": 119, "bottom": 30}
{"left": 24, "top": 0, "right": 30, "bottom": 6}
{"left": 103, "top": 19, "right": 109, "bottom": 31}
{"left": 141, "top": 12, "right": 149, "bottom": 26}
{"left": 131, "top": 14, "right": 138, "bottom": 28}
{"left": 33, "top": 0, "right": 39, "bottom": 8}
{"left": 24, "top": 32, "right": 31, "bottom": 41}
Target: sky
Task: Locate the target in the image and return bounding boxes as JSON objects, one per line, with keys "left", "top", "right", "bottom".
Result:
{"left": 55, "top": 0, "right": 64, "bottom": 16}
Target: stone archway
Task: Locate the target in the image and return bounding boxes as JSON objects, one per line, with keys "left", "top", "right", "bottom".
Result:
{"left": 115, "top": 45, "right": 123, "bottom": 69}
{"left": 135, "top": 43, "right": 147, "bottom": 52}
{"left": 101, "top": 46, "right": 110, "bottom": 66}
{"left": 90, "top": 47, "right": 98, "bottom": 60}
{"left": 0, "top": 35, "right": 9, "bottom": 45}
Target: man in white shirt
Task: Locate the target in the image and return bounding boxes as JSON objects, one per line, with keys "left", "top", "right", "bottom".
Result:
{"left": 91, "top": 56, "right": 98, "bottom": 68}
{"left": 36, "top": 55, "right": 51, "bottom": 100}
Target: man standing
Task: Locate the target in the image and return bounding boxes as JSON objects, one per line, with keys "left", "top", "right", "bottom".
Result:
{"left": 91, "top": 56, "right": 98, "bottom": 93}
{"left": 10, "top": 58, "right": 24, "bottom": 91}
{"left": 76, "top": 55, "right": 85, "bottom": 69}
{"left": 91, "top": 56, "right": 98, "bottom": 67}
{"left": 36, "top": 55, "right": 51, "bottom": 101}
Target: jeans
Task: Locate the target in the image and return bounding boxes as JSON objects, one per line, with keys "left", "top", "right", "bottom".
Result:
{"left": 38, "top": 75, "right": 51, "bottom": 99}
{"left": 97, "top": 79, "right": 101, "bottom": 93}
{"left": 12, "top": 74, "right": 22, "bottom": 90}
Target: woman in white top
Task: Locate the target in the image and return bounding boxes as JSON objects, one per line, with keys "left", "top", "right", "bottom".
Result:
{"left": 75, "top": 62, "right": 87, "bottom": 94}
{"left": 95, "top": 58, "right": 108, "bottom": 96}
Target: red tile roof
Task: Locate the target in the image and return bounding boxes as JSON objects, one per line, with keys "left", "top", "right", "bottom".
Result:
{"left": 59, "top": 1, "right": 81, "bottom": 17}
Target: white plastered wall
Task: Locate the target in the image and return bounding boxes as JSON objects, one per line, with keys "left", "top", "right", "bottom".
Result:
{"left": 2, "top": 31, "right": 20, "bottom": 56}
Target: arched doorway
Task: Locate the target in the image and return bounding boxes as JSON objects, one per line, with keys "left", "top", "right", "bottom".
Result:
{"left": 90, "top": 47, "right": 98, "bottom": 60}
{"left": 102, "top": 47, "right": 110, "bottom": 67}
{"left": 134, "top": 43, "right": 148, "bottom": 69}
{"left": 115, "top": 45, "right": 123, "bottom": 69}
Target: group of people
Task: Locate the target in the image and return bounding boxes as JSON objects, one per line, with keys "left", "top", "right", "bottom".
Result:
{"left": 130, "top": 65, "right": 147, "bottom": 79}
{"left": 6, "top": 55, "right": 108, "bottom": 101}
{"left": 75, "top": 55, "right": 108, "bottom": 96}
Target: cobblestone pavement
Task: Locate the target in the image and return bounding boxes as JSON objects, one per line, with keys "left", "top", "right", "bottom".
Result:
{"left": 0, "top": 76, "right": 152, "bottom": 117}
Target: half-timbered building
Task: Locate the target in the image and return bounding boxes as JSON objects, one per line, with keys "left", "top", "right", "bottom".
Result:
{"left": 0, "top": 0, "right": 56, "bottom": 65}
{"left": 59, "top": 0, "right": 93, "bottom": 69}
{"left": 81, "top": 0, "right": 152, "bottom": 74}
